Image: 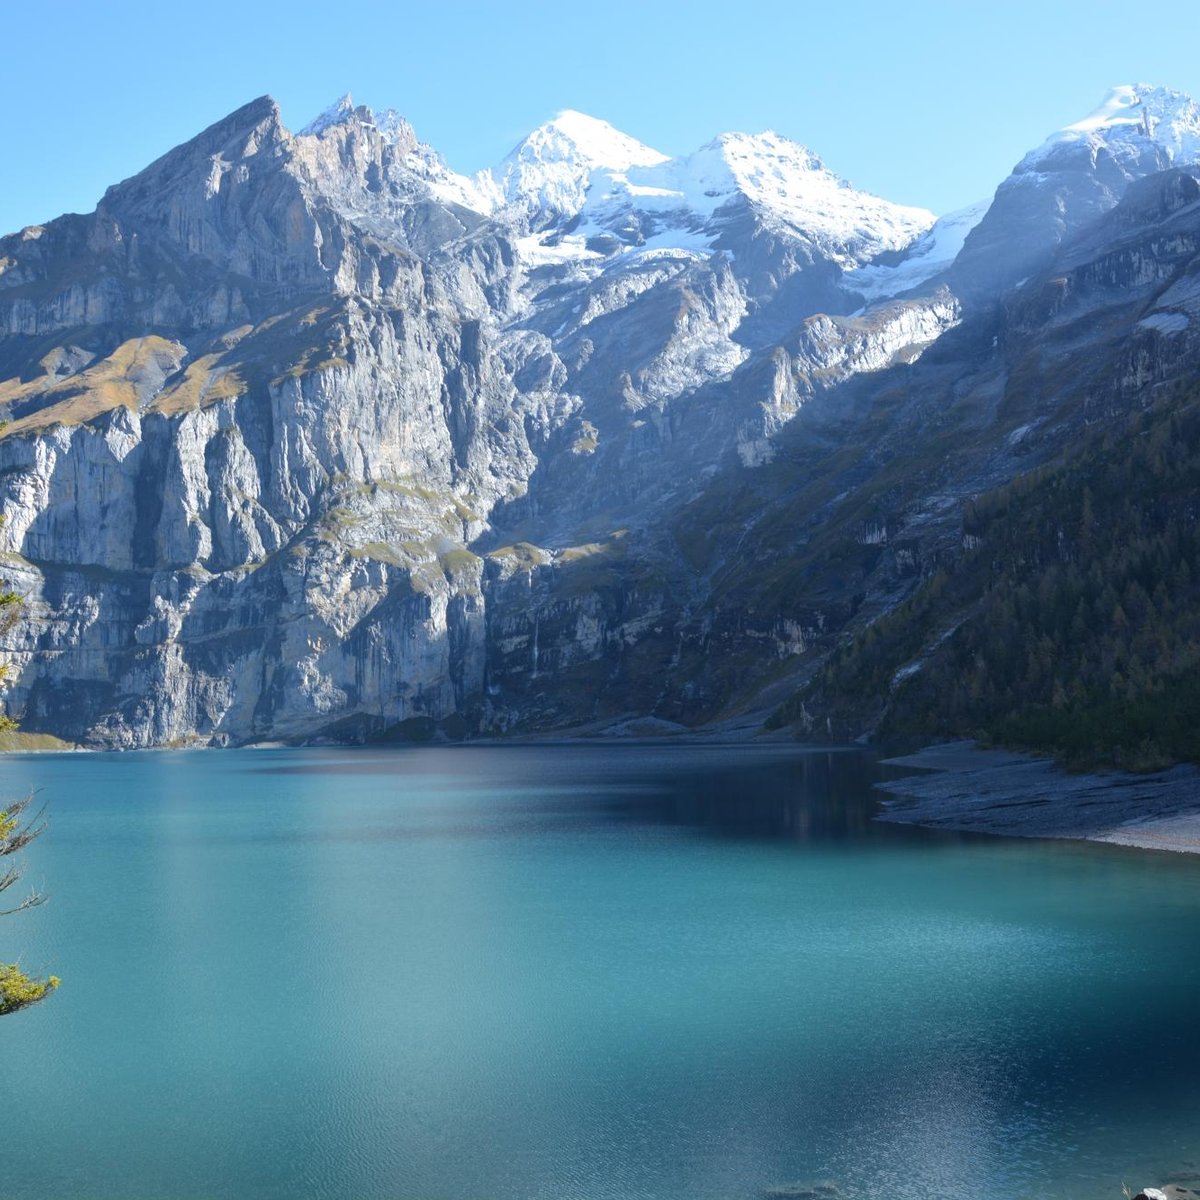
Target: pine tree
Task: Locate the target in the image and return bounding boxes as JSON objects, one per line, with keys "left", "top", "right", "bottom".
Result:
{"left": 0, "top": 797, "right": 58, "bottom": 1015}
{"left": 0, "top": 567, "right": 57, "bottom": 1016}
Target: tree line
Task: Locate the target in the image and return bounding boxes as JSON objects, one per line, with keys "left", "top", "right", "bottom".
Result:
{"left": 777, "top": 378, "right": 1200, "bottom": 771}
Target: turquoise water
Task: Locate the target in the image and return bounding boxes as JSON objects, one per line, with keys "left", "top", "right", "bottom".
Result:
{"left": 2, "top": 744, "right": 1199, "bottom": 1200}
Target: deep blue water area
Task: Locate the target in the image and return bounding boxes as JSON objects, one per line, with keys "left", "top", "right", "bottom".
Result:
{"left": 3, "top": 744, "right": 1198, "bottom": 1200}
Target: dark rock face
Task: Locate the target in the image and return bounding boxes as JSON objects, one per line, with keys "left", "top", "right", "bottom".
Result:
{"left": 0, "top": 90, "right": 1198, "bottom": 746}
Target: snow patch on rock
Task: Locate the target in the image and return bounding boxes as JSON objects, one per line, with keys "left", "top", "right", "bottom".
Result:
{"left": 1138, "top": 310, "right": 1191, "bottom": 335}
{"left": 846, "top": 198, "right": 990, "bottom": 301}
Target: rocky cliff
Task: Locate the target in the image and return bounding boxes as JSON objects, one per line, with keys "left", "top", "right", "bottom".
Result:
{"left": 0, "top": 86, "right": 1198, "bottom": 746}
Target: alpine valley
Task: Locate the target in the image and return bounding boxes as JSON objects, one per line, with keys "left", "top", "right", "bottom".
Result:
{"left": 3, "top": 84, "right": 1200, "bottom": 755}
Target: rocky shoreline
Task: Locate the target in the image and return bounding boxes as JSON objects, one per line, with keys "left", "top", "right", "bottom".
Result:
{"left": 876, "top": 741, "right": 1200, "bottom": 854}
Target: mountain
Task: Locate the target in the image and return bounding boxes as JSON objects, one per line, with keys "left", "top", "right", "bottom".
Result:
{"left": 0, "top": 86, "right": 1198, "bottom": 751}
{"left": 952, "top": 83, "right": 1200, "bottom": 297}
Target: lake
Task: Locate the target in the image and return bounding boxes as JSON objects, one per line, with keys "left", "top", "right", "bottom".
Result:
{"left": 2, "top": 744, "right": 1198, "bottom": 1200}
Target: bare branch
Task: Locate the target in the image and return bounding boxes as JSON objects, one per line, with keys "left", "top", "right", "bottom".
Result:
{"left": 0, "top": 862, "right": 26, "bottom": 893}
{"left": 1, "top": 795, "right": 48, "bottom": 858}
{"left": 0, "top": 891, "right": 45, "bottom": 917}
{"left": 0, "top": 795, "right": 47, "bottom": 913}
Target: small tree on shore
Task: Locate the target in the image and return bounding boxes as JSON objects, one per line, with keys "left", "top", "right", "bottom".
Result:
{"left": 0, "top": 796, "right": 57, "bottom": 1014}
{"left": 0, "top": 568, "right": 57, "bottom": 1016}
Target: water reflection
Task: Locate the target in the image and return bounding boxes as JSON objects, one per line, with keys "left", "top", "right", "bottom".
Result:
{"left": 593, "top": 746, "right": 958, "bottom": 846}
{"left": 248, "top": 743, "right": 924, "bottom": 845}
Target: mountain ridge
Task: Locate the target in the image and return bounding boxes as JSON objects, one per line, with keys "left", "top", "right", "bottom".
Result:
{"left": 0, "top": 84, "right": 1198, "bottom": 750}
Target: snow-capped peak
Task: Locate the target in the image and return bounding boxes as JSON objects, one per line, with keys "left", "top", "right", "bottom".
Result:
{"left": 622, "top": 129, "right": 935, "bottom": 261}
{"left": 664, "top": 131, "right": 917, "bottom": 230}
{"left": 507, "top": 119, "right": 934, "bottom": 273}
{"left": 509, "top": 110, "right": 668, "bottom": 173}
{"left": 1031, "top": 83, "right": 1200, "bottom": 166}
{"left": 489, "top": 110, "right": 668, "bottom": 215}
{"left": 301, "top": 93, "right": 356, "bottom": 137}
{"left": 708, "top": 130, "right": 826, "bottom": 178}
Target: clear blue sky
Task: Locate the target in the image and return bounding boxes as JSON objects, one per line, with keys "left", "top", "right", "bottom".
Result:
{"left": 2, "top": 0, "right": 1199, "bottom": 235}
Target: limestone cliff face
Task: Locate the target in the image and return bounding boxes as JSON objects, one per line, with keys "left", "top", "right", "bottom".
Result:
{"left": 0, "top": 100, "right": 535, "bottom": 745}
{"left": 0, "top": 94, "right": 1198, "bottom": 745}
